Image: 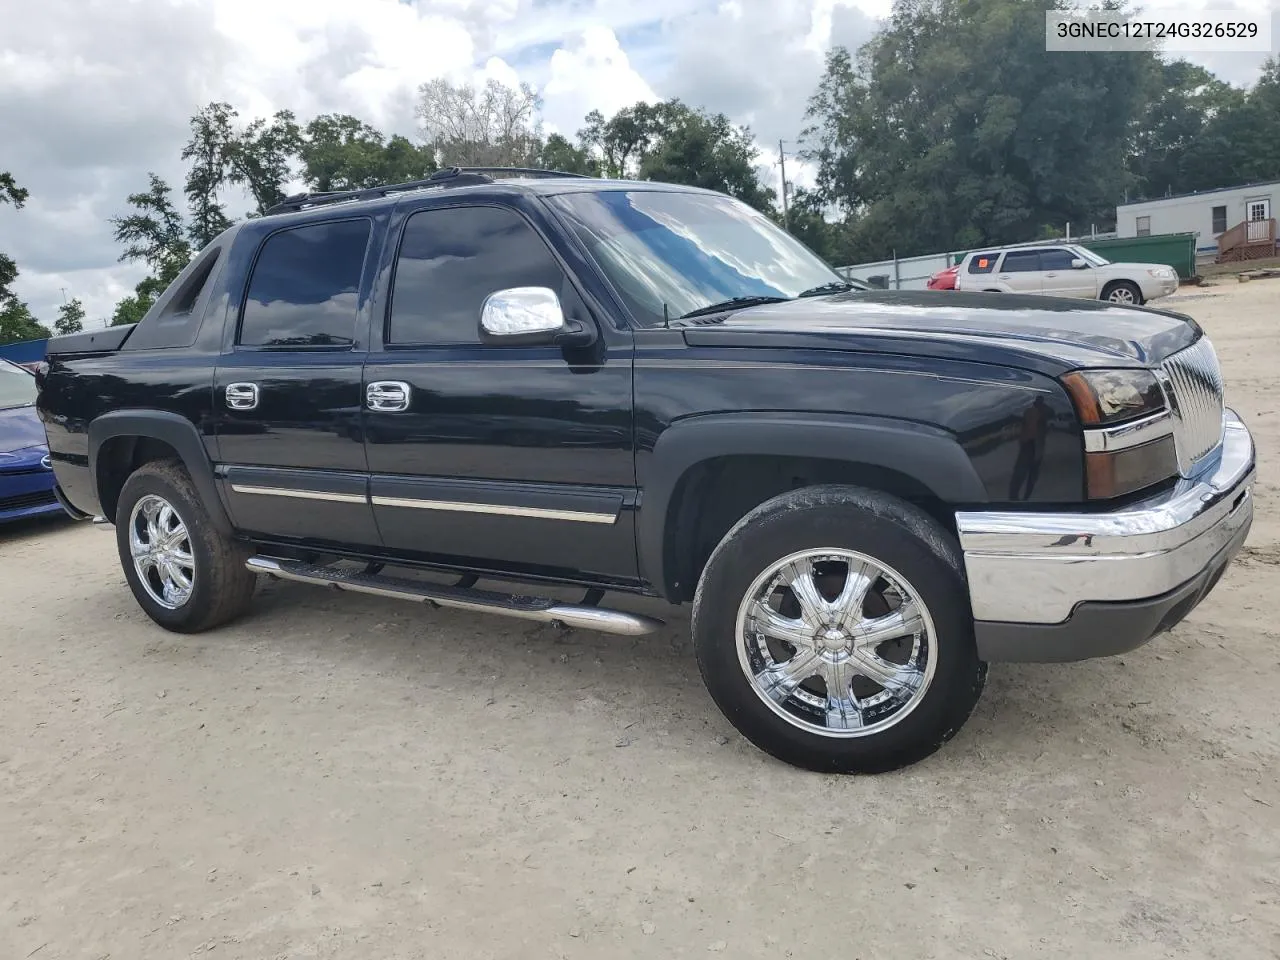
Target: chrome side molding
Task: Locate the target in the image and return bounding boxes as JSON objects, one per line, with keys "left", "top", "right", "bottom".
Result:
{"left": 245, "top": 556, "right": 664, "bottom": 637}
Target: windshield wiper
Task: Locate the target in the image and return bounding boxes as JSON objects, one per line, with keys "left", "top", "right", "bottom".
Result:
{"left": 797, "top": 280, "right": 857, "bottom": 298}
{"left": 678, "top": 295, "right": 791, "bottom": 320}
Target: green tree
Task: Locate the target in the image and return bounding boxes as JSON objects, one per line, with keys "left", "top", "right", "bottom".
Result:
{"left": 1179, "top": 56, "right": 1280, "bottom": 193}
{"left": 803, "top": 0, "right": 1154, "bottom": 257}
{"left": 780, "top": 189, "right": 853, "bottom": 264}
{"left": 182, "top": 102, "right": 238, "bottom": 247}
{"left": 579, "top": 100, "right": 774, "bottom": 211}
{"left": 537, "top": 133, "right": 599, "bottom": 175}
{"left": 1127, "top": 60, "right": 1244, "bottom": 199}
{"left": 111, "top": 173, "right": 191, "bottom": 279}
{"left": 578, "top": 103, "right": 666, "bottom": 178}
{"left": 0, "top": 171, "right": 28, "bottom": 208}
{"left": 299, "top": 114, "right": 437, "bottom": 191}
{"left": 0, "top": 170, "right": 48, "bottom": 345}
{"left": 636, "top": 101, "right": 775, "bottom": 211}
{"left": 232, "top": 109, "right": 302, "bottom": 212}
{"left": 54, "top": 297, "right": 85, "bottom": 336}
{"left": 109, "top": 175, "right": 192, "bottom": 327}
{"left": 0, "top": 298, "right": 49, "bottom": 345}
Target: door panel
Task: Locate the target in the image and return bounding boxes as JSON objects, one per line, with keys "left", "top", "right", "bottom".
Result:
{"left": 362, "top": 202, "right": 637, "bottom": 583}
{"left": 211, "top": 217, "right": 381, "bottom": 548}
{"left": 1038, "top": 248, "right": 1095, "bottom": 298}
{"left": 213, "top": 354, "right": 380, "bottom": 547}
{"left": 996, "top": 250, "right": 1044, "bottom": 293}
{"left": 363, "top": 346, "right": 636, "bottom": 581}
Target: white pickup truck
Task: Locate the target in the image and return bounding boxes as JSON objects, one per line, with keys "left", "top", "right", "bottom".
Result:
{"left": 955, "top": 243, "right": 1179, "bottom": 305}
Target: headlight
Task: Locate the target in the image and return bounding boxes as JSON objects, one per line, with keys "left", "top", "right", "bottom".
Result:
{"left": 1147, "top": 268, "right": 1172, "bottom": 278}
{"left": 1063, "top": 369, "right": 1176, "bottom": 499}
{"left": 1061, "top": 369, "right": 1166, "bottom": 425}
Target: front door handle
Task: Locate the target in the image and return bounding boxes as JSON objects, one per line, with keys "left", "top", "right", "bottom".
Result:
{"left": 367, "top": 381, "right": 411, "bottom": 412}
{"left": 225, "top": 382, "right": 259, "bottom": 410}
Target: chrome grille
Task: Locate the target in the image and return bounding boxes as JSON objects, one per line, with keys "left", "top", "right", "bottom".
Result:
{"left": 1160, "top": 336, "right": 1225, "bottom": 475}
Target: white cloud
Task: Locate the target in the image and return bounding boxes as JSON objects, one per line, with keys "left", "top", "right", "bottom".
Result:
{"left": 542, "top": 27, "right": 659, "bottom": 136}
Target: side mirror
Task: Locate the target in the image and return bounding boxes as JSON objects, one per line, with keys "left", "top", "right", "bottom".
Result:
{"left": 1070, "top": 258, "right": 1088, "bottom": 269}
{"left": 479, "top": 287, "right": 595, "bottom": 347}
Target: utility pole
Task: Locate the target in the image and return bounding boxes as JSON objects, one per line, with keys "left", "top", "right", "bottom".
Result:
{"left": 778, "top": 139, "right": 790, "bottom": 232}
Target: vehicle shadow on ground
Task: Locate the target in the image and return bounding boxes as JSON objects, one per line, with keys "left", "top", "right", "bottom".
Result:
{"left": 0, "top": 513, "right": 78, "bottom": 545}
{"left": 224, "top": 571, "right": 1184, "bottom": 775}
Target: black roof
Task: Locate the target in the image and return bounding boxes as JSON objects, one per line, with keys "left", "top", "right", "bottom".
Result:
{"left": 262, "top": 166, "right": 704, "bottom": 218}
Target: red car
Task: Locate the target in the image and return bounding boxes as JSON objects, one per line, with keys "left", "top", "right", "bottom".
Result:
{"left": 927, "top": 265, "right": 958, "bottom": 290}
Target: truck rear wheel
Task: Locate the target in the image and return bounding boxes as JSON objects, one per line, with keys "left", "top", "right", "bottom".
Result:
{"left": 115, "top": 460, "right": 257, "bottom": 633}
{"left": 692, "top": 484, "right": 986, "bottom": 773}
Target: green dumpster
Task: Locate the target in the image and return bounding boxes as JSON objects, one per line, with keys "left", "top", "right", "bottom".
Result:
{"left": 1078, "top": 232, "right": 1197, "bottom": 280}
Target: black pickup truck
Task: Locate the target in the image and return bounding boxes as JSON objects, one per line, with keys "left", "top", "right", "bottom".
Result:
{"left": 37, "top": 168, "right": 1255, "bottom": 773}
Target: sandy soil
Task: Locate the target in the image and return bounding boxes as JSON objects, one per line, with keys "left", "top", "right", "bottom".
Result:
{"left": 3, "top": 280, "right": 1279, "bottom": 959}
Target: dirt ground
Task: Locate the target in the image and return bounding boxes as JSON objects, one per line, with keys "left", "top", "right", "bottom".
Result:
{"left": 4, "top": 280, "right": 1280, "bottom": 960}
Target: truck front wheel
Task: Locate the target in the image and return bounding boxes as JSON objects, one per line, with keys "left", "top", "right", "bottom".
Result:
{"left": 115, "top": 460, "right": 257, "bottom": 633}
{"left": 692, "top": 484, "right": 986, "bottom": 773}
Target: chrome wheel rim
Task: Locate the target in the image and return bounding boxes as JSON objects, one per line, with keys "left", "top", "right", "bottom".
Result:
{"left": 1108, "top": 286, "right": 1136, "bottom": 304}
{"left": 128, "top": 494, "right": 196, "bottom": 610}
{"left": 734, "top": 548, "right": 937, "bottom": 738}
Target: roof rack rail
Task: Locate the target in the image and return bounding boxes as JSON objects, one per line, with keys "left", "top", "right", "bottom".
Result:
{"left": 263, "top": 166, "right": 591, "bottom": 216}
{"left": 456, "top": 167, "right": 592, "bottom": 180}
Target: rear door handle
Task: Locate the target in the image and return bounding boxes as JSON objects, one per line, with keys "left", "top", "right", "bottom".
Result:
{"left": 225, "top": 382, "right": 259, "bottom": 410}
{"left": 367, "top": 381, "right": 411, "bottom": 412}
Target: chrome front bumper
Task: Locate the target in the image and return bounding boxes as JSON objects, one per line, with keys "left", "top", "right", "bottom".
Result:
{"left": 957, "top": 410, "right": 1255, "bottom": 661}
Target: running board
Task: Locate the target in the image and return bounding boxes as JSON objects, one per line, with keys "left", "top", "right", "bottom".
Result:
{"left": 245, "top": 556, "right": 664, "bottom": 637}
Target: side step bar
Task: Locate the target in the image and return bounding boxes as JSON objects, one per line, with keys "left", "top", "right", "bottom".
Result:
{"left": 246, "top": 556, "right": 664, "bottom": 637}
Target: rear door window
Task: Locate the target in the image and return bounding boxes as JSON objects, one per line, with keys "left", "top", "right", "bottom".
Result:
{"left": 239, "top": 219, "right": 371, "bottom": 348}
{"left": 1001, "top": 251, "right": 1042, "bottom": 273}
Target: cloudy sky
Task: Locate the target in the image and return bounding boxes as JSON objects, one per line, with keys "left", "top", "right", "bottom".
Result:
{"left": 1, "top": 0, "right": 1275, "bottom": 329}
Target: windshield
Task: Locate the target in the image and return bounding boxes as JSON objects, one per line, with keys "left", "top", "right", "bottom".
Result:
{"left": 0, "top": 361, "right": 36, "bottom": 409}
{"left": 549, "top": 190, "right": 847, "bottom": 326}
{"left": 1075, "top": 246, "right": 1110, "bottom": 267}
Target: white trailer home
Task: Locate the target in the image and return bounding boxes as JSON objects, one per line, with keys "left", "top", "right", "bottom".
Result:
{"left": 1116, "top": 181, "right": 1278, "bottom": 259}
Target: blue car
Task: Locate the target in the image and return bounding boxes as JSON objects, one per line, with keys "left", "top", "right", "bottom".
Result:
{"left": 0, "top": 358, "right": 65, "bottom": 523}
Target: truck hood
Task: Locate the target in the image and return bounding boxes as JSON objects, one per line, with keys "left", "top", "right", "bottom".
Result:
{"left": 679, "top": 290, "right": 1200, "bottom": 369}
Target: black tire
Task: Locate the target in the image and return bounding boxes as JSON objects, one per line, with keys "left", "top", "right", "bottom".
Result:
{"left": 692, "top": 484, "right": 986, "bottom": 774}
{"left": 1102, "top": 280, "right": 1143, "bottom": 305}
{"left": 115, "top": 459, "right": 257, "bottom": 633}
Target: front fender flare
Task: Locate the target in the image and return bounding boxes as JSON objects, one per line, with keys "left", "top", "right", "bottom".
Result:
{"left": 636, "top": 412, "right": 986, "bottom": 599}
{"left": 88, "top": 410, "right": 231, "bottom": 533}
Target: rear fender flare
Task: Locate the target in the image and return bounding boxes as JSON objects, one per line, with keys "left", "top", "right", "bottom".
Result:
{"left": 88, "top": 410, "right": 231, "bottom": 533}
{"left": 636, "top": 412, "right": 986, "bottom": 599}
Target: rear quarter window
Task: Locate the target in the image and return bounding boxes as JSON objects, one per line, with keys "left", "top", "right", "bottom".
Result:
{"left": 122, "top": 247, "right": 224, "bottom": 351}
{"left": 967, "top": 253, "right": 999, "bottom": 274}
{"left": 238, "top": 219, "right": 371, "bottom": 348}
